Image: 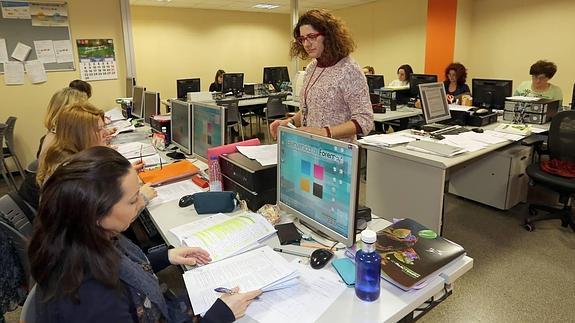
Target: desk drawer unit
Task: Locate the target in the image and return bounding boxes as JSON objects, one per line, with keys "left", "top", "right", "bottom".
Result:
{"left": 448, "top": 144, "right": 532, "bottom": 210}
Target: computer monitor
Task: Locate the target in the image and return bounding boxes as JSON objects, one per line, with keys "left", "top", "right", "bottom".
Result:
{"left": 126, "top": 77, "right": 136, "bottom": 98}
{"left": 263, "top": 66, "right": 290, "bottom": 92}
{"left": 143, "top": 91, "right": 160, "bottom": 124}
{"left": 277, "top": 127, "right": 360, "bottom": 247}
{"left": 472, "top": 79, "right": 513, "bottom": 110}
{"left": 192, "top": 102, "right": 226, "bottom": 161}
{"left": 131, "top": 86, "right": 146, "bottom": 119}
{"left": 221, "top": 73, "right": 244, "bottom": 95}
{"left": 170, "top": 100, "right": 193, "bottom": 154}
{"left": 410, "top": 74, "right": 438, "bottom": 98}
{"left": 419, "top": 82, "right": 451, "bottom": 124}
{"left": 366, "top": 75, "right": 385, "bottom": 94}
{"left": 176, "top": 78, "right": 201, "bottom": 99}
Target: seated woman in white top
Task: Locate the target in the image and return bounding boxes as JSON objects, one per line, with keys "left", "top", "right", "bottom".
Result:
{"left": 388, "top": 64, "right": 413, "bottom": 88}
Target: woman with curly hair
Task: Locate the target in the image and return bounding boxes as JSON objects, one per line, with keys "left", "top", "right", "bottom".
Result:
{"left": 270, "top": 9, "right": 373, "bottom": 142}
{"left": 443, "top": 62, "right": 470, "bottom": 103}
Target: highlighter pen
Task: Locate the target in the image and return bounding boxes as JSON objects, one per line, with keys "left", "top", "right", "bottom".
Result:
{"left": 273, "top": 247, "right": 310, "bottom": 258}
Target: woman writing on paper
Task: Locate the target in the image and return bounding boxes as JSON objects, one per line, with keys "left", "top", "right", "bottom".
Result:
{"left": 28, "top": 146, "right": 262, "bottom": 322}
{"left": 269, "top": 9, "right": 373, "bottom": 142}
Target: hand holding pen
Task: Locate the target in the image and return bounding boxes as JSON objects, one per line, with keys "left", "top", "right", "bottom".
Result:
{"left": 214, "top": 287, "right": 262, "bottom": 319}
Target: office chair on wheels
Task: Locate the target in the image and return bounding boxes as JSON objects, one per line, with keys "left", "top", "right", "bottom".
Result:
{"left": 523, "top": 111, "right": 575, "bottom": 232}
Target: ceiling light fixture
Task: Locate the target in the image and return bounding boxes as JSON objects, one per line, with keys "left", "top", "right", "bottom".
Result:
{"left": 253, "top": 4, "right": 280, "bottom": 9}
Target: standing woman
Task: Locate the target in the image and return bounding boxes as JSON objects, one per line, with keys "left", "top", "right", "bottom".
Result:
{"left": 209, "top": 69, "right": 225, "bottom": 92}
{"left": 443, "top": 62, "right": 470, "bottom": 103}
{"left": 270, "top": 9, "right": 373, "bottom": 142}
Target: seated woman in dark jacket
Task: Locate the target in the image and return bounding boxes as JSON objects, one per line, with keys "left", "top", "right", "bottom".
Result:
{"left": 443, "top": 62, "right": 471, "bottom": 103}
{"left": 28, "top": 146, "right": 261, "bottom": 322}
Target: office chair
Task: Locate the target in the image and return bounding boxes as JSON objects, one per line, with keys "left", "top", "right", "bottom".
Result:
{"left": 0, "top": 216, "right": 32, "bottom": 290}
{"left": 524, "top": 111, "right": 575, "bottom": 232}
{"left": 264, "top": 94, "right": 289, "bottom": 140}
{"left": 221, "top": 100, "right": 245, "bottom": 142}
{"left": 3, "top": 117, "right": 26, "bottom": 178}
{"left": 0, "top": 192, "right": 36, "bottom": 237}
{"left": 0, "top": 124, "right": 18, "bottom": 191}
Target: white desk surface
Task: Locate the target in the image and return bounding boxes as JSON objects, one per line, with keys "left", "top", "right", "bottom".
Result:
{"left": 282, "top": 100, "right": 300, "bottom": 108}
{"left": 373, "top": 107, "right": 422, "bottom": 122}
{"left": 362, "top": 119, "right": 550, "bottom": 170}
{"left": 146, "top": 191, "right": 472, "bottom": 323}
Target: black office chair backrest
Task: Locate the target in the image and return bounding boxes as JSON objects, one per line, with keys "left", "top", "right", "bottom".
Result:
{"left": 221, "top": 100, "right": 240, "bottom": 124}
{"left": 0, "top": 216, "right": 32, "bottom": 290}
{"left": 548, "top": 110, "right": 575, "bottom": 162}
{"left": 0, "top": 192, "right": 35, "bottom": 237}
{"left": 266, "top": 94, "right": 288, "bottom": 119}
{"left": 4, "top": 116, "right": 17, "bottom": 151}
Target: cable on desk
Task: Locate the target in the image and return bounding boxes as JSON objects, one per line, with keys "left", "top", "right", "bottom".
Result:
{"left": 414, "top": 285, "right": 451, "bottom": 312}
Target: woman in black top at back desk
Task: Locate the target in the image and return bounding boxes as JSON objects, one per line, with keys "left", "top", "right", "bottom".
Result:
{"left": 209, "top": 69, "right": 225, "bottom": 92}
{"left": 443, "top": 62, "right": 470, "bottom": 103}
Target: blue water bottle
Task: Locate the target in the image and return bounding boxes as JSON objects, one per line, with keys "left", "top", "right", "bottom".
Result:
{"left": 355, "top": 229, "right": 381, "bottom": 302}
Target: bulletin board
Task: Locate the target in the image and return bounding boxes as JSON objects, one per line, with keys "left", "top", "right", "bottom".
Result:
{"left": 0, "top": 1, "right": 74, "bottom": 73}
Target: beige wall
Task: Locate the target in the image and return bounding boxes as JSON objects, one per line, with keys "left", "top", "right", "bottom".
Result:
{"left": 130, "top": 6, "right": 292, "bottom": 99}
{"left": 454, "top": 0, "right": 575, "bottom": 104}
{"left": 334, "top": 0, "right": 428, "bottom": 85}
{"left": 0, "top": 0, "right": 126, "bottom": 167}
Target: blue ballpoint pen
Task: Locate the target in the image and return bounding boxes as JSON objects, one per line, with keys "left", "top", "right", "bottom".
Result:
{"left": 214, "top": 287, "right": 235, "bottom": 294}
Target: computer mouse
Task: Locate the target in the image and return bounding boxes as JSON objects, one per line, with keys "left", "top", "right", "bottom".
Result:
{"left": 474, "top": 108, "right": 489, "bottom": 114}
{"left": 310, "top": 248, "right": 334, "bottom": 269}
{"left": 430, "top": 133, "right": 445, "bottom": 140}
{"left": 472, "top": 128, "right": 484, "bottom": 133}
{"left": 178, "top": 195, "right": 194, "bottom": 208}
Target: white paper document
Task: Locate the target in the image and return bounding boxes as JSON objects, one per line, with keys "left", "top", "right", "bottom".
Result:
{"left": 182, "top": 212, "right": 276, "bottom": 262}
{"left": 359, "top": 133, "right": 416, "bottom": 147}
{"left": 406, "top": 140, "right": 466, "bottom": 157}
{"left": 11, "top": 42, "right": 31, "bottom": 61}
{"left": 484, "top": 129, "right": 525, "bottom": 142}
{"left": 0, "top": 39, "right": 8, "bottom": 63}
{"left": 170, "top": 214, "right": 230, "bottom": 243}
{"left": 33, "top": 40, "right": 56, "bottom": 64}
{"left": 146, "top": 179, "right": 203, "bottom": 208}
{"left": 506, "top": 96, "right": 541, "bottom": 102}
{"left": 1, "top": 1, "right": 31, "bottom": 19}
{"left": 246, "top": 261, "right": 346, "bottom": 323}
{"left": 442, "top": 134, "right": 488, "bottom": 152}
{"left": 115, "top": 142, "right": 157, "bottom": 159}
{"left": 128, "top": 153, "right": 169, "bottom": 169}
{"left": 53, "top": 40, "right": 73, "bottom": 63}
{"left": 24, "top": 60, "right": 47, "bottom": 84}
{"left": 3, "top": 61, "right": 24, "bottom": 85}
{"left": 237, "top": 144, "right": 277, "bottom": 166}
{"left": 105, "top": 107, "right": 126, "bottom": 121}
{"left": 183, "top": 246, "right": 298, "bottom": 315}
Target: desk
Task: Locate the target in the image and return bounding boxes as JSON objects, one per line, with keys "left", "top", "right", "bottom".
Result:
{"left": 363, "top": 120, "right": 550, "bottom": 234}
{"left": 282, "top": 100, "right": 299, "bottom": 108}
{"left": 146, "top": 192, "right": 473, "bottom": 323}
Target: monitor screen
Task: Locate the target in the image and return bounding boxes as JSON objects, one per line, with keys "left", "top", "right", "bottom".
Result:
{"left": 366, "top": 75, "right": 385, "bottom": 94}
{"left": 170, "top": 100, "right": 192, "bottom": 154}
{"left": 192, "top": 102, "right": 225, "bottom": 161}
{"left": 177, "top": 78, "right": 201, "bottom": 99}
{"left": 410, "top": 74, "right": 438, "bottom": 98}
{"left": 419, "top": 82, "right": 451, "bottom": 124}
{"left": 126, "top": 77, "right": 136, "bottom": 98}
{"left": 263, "top": 66, "right": 290, "bottom": 91}
{"left": 132, "top": 86, "right": 146, "bottom": 118}
{"left": 143, "top": 91, "right": 160, "bottom": 124}
{"left": 277, "top": 127, "right": 359, "bottom": 247}
{"left": 472, "top": 79, "right": 512, "bottom": 110}
{"left": 222, "top": 73, "right": 244, "bottom": 94}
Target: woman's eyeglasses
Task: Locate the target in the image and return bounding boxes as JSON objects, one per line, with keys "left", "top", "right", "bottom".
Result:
{"left": 296, "top": 32, "right": 323, "bottom": 45}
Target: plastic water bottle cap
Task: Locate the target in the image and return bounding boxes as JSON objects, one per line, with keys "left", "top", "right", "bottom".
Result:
{"left": 361, "top": 229, "right": 376, "bottom": 244}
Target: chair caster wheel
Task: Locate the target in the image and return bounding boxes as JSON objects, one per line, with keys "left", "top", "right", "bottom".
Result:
{"left": 524, "top": 223, "right": 534, "bottom": 232}
{"left": 528, "top": 207, "right": 537, "bottom": 216}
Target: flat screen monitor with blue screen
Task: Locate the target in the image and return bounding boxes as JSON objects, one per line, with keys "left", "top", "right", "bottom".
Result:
{"left": 170, "top": 100, "right": 192, "bottom": 154}
{"left": 277, "top": 127, "right": 359, "bottom": 247}
{"left": 192, "top": 102, "right": 225, "bottom": 161}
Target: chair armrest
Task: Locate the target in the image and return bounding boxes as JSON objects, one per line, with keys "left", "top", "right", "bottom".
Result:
{"left": 521, "top": 134, "right": 548, "bottom": 157}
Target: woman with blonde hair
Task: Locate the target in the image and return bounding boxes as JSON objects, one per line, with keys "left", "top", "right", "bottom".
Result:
{"left": 37, "top": 87, "right": 88, "bottom": 158}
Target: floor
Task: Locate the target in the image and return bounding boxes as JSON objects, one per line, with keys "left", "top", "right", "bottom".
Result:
{"left": 3, "top": 143, "right": 575, "bottom": 322}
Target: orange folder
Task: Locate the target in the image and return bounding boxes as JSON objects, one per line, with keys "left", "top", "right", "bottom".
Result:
{"left": 138, "top": 160, "right": 199, "bottom": 186}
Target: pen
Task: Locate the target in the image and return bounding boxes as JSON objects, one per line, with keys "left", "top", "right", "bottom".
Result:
{"left": 214, "top": 287, "right": 236, "bottom": 294}
{"left": 273, "top": 247, "right": 310, "bottom": 258}
{"left": 139, "top": 144, "right": 144, "bottom": 164}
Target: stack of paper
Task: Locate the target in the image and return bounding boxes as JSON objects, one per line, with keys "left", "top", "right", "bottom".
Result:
{"left": 406, "top": 140, "right": 466, "bottom": 157}
{"left": 115, "top": 142, "right": 157, "bottom": 159}
{"left": 183, "top": 246, "right": 298, "bottom": 315}
{"left": 506, "top": 96, "right": 541, "bottom": 102}
{"left": 176, "top": 212, "right": 276, "bottom": 262}
{"left": 236, "top": 144, "right": 277, "bottom": 166}
{"left": 359, "top": 133, "right": 416, "bottom": 147}
{"left": 105, "top": 107, "right": 126, "bottom": 121}
{"left": 245, "top": 260, "right": 347, "bottom": 323}
{"left": 494, "top": 123, "right": 532, "bottom": 137}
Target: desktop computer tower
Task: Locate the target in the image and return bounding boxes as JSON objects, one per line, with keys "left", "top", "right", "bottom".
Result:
{"left": 503, "top": 99, "right": 560, "bottom": 124}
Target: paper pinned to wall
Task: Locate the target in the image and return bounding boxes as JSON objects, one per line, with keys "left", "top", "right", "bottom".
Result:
{"left": 24, "top": 60, "right": 47, "bottom": 84}
{"left": 53, "top": 40, "right": 73, "bottom": 63}
{"left": 0, "top": 39, "right": 8, "bottom": 63}
{"left": 1, "top": 1, "right": 31, "bottom": 19}
{"left": 11, "top": 42, "right": 31, "bottom": 61}
{"left": 33, "top": 40, "right": 56, "bottom": 64}
{"left": 30, "top": 2, "right": 68, "bottom": 27}
{"left": 3, "top": 61, "right": 24, "bottom": 85}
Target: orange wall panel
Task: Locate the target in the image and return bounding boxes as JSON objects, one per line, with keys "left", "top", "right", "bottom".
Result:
{"left": 425, "top": 0, "right": 458, "bottom": 79}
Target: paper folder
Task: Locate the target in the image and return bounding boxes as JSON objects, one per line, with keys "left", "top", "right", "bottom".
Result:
{"left": 138, "top": 159, "right": 199, "bottom": 186}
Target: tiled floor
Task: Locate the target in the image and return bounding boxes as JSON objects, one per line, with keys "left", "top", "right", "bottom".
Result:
{"left": 2, "top": 155, "right": 575, "bottom": 322}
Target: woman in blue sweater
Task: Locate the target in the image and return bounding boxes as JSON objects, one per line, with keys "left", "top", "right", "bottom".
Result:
{"left": 27, "top": 146, "right": 260, "bottom": 322}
